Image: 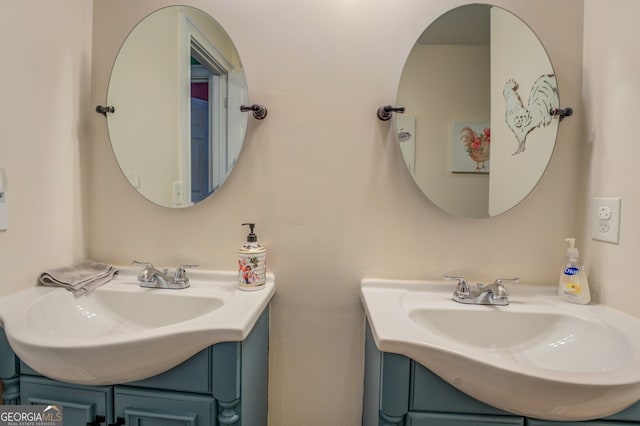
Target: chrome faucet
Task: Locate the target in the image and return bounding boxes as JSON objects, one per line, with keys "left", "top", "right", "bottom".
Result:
{"left": 132, "top": 261, "right": 198, "bottom": 289}
{"left": 444, "top": 275, "right": 519, "bottom": 306}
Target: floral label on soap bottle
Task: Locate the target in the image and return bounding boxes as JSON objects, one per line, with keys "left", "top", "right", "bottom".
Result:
{"left": 238, "top": 250, "right": 266, "bottom": 289}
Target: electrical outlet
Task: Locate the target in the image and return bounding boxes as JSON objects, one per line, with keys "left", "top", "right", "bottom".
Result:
{"left": 591, "top": 197, "right": 621, "bottom": 244}
{"left": 598, "top": 220, "right": 610, "bottom": 233}
{"left": 598, "top": 206, "right": 612, "bottom": 220}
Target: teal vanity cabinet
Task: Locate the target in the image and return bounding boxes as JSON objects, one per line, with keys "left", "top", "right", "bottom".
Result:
{"left": 363, "top": 322, "right": 640, "bottom": 426}
{"left": 0, "top": 309, "right": 269, "bottom": 426}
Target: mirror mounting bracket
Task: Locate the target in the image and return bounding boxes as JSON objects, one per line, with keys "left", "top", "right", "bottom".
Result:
{"left": 241, "top": 104, "right": 268, "bottom": 120}
{"left": 95, "top": 105, "right": 115, "bottom": 117}
{"left": 550, "top": 107, "right": 573, "bottom": 122}
{"left": 377, "top": 105, "right": 405, "bottom": 121}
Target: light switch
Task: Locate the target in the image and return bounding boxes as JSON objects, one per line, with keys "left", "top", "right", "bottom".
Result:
{"left": 173, "top": 181, "right": 183, "bottom": 206}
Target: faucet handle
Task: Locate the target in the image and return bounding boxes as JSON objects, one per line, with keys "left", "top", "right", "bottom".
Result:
{"left": 490, "top": 284, "right": 509, "bottom": 300}
{"left": 174, "top": 264, "right": 199, "bottom": 283}
{"left": 484, "top": 278, "right": 519, "bottom": 300}
{"left": 132, "top": 260, "right": 155, "bottom": 282}
{"left": 495, "top": 277, "right": 519, "bottom": 285}
{"left": 443, "top": 274, "right": 470, "bottom": 298}
{"left": 492, "top": 277, "right": 520, "bottom": 293}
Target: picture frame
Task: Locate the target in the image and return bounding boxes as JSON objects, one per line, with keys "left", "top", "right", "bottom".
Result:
{"left": 450, "top": 121, "right": 490, "bottom": 173}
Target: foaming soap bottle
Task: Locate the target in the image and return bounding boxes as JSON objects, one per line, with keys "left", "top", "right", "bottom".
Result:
{"left": 558, "top": 238, "right": 590, "bottom": 304}
{"left": 238, "top": 223, "right": 266, "bottom": 291}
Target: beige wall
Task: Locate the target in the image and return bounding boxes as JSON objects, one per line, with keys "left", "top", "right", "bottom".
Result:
{"left": 581, "top": 0, "right": 640, "bottom": 314}
{"left": 90, "top": 1, "right": 583, "bottom": 423}
{"left": 0, "top": 0, "right": 92, "bottom": 295}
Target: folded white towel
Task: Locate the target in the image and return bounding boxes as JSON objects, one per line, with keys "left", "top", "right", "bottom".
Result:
{"left": 39, "top": 261, "right": 118, "bottom": 295}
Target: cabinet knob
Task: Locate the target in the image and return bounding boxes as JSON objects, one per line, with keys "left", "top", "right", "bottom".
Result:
{"left": 86, "top": 415, "right": 106, "bottom": 426}
{"left": 108, "top": 417, "right": 125, "bottom": 426}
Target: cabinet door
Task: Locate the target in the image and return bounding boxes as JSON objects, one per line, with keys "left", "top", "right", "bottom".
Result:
{"left": 115, "top": 386, "right": 215, "bottom": 426}
{"left": 408, "top": 412, "right": 524, "bottom": 425}
{"left": 526, "top": 419, "right": 629, "bottom": 425}
{"left": 410, "top": 361, "right": 512, "bottom": 416}
{"left": 20, "top": 376, "right": 113, "bottom": 425}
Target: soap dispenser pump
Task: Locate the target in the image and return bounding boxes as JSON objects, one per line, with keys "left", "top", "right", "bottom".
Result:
{"left": 238, "top": 223, "right": 266, "bottom": 291}
{"left": 558, "top": 237, "right": 590, "bottom": 304}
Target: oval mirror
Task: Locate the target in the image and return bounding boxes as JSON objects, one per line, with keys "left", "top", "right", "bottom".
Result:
{"left": 396, "top": 4, "right": 561, "bottom": 218}
{"left": 106, "top": 6, "right": 248, "bottom": 208}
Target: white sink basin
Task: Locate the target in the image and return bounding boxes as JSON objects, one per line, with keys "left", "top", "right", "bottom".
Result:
{"left": 0, "top": 267, "right": 275, "bottom": 385}
{"left": 361, "top": 278, "right": 640, "bottom": 421}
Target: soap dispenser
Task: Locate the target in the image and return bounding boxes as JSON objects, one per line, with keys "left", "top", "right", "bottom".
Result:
{"left": 238, "top": 223, "right": 266, "bottom": 291}
{"left": 558, "top": 238, "right": 590, "bottom": 304}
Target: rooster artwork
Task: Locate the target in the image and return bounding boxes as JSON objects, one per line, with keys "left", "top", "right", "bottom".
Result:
{"left": 503, "top": 74, "right": 559, "bottom": 155}
{"left": 459, "top": 126, "right": 490, "bottom": 172}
